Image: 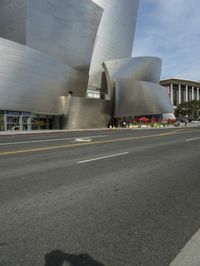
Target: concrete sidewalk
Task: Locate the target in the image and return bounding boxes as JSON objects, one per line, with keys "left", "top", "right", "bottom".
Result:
{"left": 0, "top": 122, "right": 199, "bottom": 136}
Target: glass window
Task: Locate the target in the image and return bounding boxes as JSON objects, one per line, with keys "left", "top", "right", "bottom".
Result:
{"left": 188, "top": 86, "right": 192, "bottom": 101}
{"left": 31, "top": 115, "right": 40, "bottom": 130}
{"left": 0, "top": 114, "right": 5, "bottom": 131}
{"left": 194, "top": 87, "right": 197, "bottom": 99}
{"left": 6, "top": 116, "right": 20, "bottom": 131}
{"left": 86, "top": 90, "right": 100, "bottom": 99}
{"left": 181, "top": 85, "right": 186, "bottom": 103}
{"left": 173, "top": 84, "right": 178, "bottom": 105}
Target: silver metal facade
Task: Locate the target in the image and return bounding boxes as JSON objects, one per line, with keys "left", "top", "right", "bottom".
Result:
{"left": 0, "top": 0, "right": 26, "bottom": 44}
{"left": 103, "top": 57, "right": 162, "bottom": 84}
{"left": 26, "top": 0, "right": 103, "bottom": 71}
{"left": 103, "top": 57, "right": 162, "bottom": 100}
{"left": 62, "top": 56, "right": 173, "bottom": 129}
{"left": 63, "top": 96, "right": 112, "bottom": 129}
{"left": 103, "top": 57, "right": 173, "bottom": 117}
{"left": 0, "top": 38, "right": 87, "bottom": 115}
{"left": 89, "top": 0, "right": 140, "bottom": 88}
{"left": 115, "top": 80, "right": 173, "bottom": 117}
{"left": 0, "top": 0, "right": 174, "bottom": 130}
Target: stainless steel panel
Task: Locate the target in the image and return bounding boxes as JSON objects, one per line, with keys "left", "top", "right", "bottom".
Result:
{"left": 0, "top": 0, "right": 103, "bottom": 72}
{"left": 103, "top": 57, "right": 162, "bottom": 99}
{"left": 0, "top": 0, "right": 26, "bottom": 44}
{"left": 102, "top": 56, "right": 173, "bottom": 117}
{"left": 0, "top": 0, "right": 172, "bottom": 130}
{"left": 89, "top": 0, "right": 140, "bottom": 88}
{"left": 63, "top": 96, "right": 112, "bottom": 129}
{"left": 26, "top": 0, "right": 103, "bottom": 71}
{"left": 0, "top": 38, "right": 87, "bottom": 115}
{"left": 115, "top": 79, "right": 174, "bottom": 117}
{"left": 103, "top": 57, "right": 161, "bottom": 84}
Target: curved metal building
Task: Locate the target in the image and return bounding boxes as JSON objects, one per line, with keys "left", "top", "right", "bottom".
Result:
{"left": 26, "top": 0, "right": 103, "bottom": 71}
{"left": 102, "top": 56, "right": 173, "bottom": 118}
{"left": 62, "top": 57, "right": 173, "bottom": 130}
{"left": 0, "top": 0, "right": 26, "bottom": 45}
{"left": 0, "top": 0, "right": 173, "bottom": 131}
{"left": 0, "top": 38, "right": 87, "bottom": 115}
{"left": 89, "top": 0, "right": 140, "bottom": 88}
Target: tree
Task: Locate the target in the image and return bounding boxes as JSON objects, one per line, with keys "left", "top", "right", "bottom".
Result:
{"left": 176, "top": 99, "right": 200, "bottom": 119}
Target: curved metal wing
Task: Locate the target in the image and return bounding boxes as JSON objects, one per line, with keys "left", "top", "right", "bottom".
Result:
{"left": 103, "top": 57, "right": 173, "bottom": 117}
{"left": 0, "top": 38, "right": 87, "bottom": 115}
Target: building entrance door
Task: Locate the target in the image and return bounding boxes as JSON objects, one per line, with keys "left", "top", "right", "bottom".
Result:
{"left": 6, "top": 115, "right": 20, "bottom": 131}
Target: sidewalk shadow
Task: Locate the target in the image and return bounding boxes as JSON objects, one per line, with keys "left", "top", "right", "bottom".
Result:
{"left": 44, "top": 249, "right": 105, "bottom": 266}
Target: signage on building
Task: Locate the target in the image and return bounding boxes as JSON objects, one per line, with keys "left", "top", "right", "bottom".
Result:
{"left": 5, "top": 111, "right": 31, "bottom": 116}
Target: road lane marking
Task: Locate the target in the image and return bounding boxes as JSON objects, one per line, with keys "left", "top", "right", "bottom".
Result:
{"left": 0, "top": 134, "right": 108, "bottom": 146}
{"left": 169, "top": 228, "right": 200, "bottom": 266}
{"left": 77, "top": 152, "right": 129, "bottom": 164}
{"left": 158, "top": 128, "right": 186, "bottom": 136}
{"left": 75, "top": 138, "right": 92, "bottom": 142}
{"left": 0, "top": 129, "right": 199, "bottom": 156}
{"left": 0, "top": 137, "right": 74, "bottom": 145}
{"left": 185, "top": 137, "right": 200, "bottom": 142}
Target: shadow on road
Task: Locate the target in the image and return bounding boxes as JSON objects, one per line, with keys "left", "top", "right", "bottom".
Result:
{"left": 44, "top": 249, "right": 105, "bottom": 266}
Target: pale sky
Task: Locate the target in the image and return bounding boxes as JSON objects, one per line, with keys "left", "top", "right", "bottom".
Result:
{"left": 133, "top": 0, "right": 200, "bottom": 81}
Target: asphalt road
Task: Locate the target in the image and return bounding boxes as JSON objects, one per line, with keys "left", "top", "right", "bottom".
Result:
{"left": 0, "top": 128, "right": 200, "bottom": 266}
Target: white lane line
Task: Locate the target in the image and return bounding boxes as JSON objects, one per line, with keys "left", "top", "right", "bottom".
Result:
{"left": 77, "top": 152, "right": 129, "bottom": 164}
{"left": 0, "top": 135, "right": 108, "bottom": 146}
{"left": 185, "top": 137, "right": 200, "bottom": 142}
{"left": 169, "top": 228, "right": 200, "bottom": 266}
{"left": 75, "top": 138, "right": 92, "bottom": 142}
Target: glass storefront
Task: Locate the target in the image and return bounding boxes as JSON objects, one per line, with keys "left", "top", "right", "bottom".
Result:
{"left": 0, "top": 112, "right": 5, "bottom": 131}
{"left": 0, "top": 110, "right": 54, "bottom": 131}
{"left": 6, "top": 115, "right": 20, "bottom": 131}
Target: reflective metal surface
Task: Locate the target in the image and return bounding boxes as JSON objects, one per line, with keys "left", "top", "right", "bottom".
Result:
{"left": 0, "top": 0, "right": 102, "bottom": 72}
{"left": 103, "top": 57, "right": 162, "bottom": 99}
{"left": 0, "top": 0, "right": 26, "bottom": 44}
{"left": 0, "top": 0, "right": 173, "bottom": 130}
{"left": 89, "top": 0, "right": 140, "bottom": 88}
{"left": 0, "top": 38, "right": 87, "bottom": 115}
{"left": 115, "top": 80, "right": 173, "bottom": 117}
{"left": 103, "top": 57, "right": 162, "bottom": 84}
{"left": 103, "top": 56, "right": 173, "bottom": 117}
{"left": 62, "top": 96, "right": 112, "bottom": 129}
{"left": 27, "top": 0, "right": 103, "bottom": 71}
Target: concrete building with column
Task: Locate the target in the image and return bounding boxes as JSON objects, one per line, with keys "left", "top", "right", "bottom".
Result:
{"left": 160, "top": 78, "right": 200, "bottom": 107}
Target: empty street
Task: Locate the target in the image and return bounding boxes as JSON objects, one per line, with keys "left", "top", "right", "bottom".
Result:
{"left": 0, "top": 128, "right": 200, "bottom": 266}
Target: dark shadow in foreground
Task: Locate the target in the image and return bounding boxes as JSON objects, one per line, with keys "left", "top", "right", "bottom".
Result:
{"left": 44, "top": 249, "right": 105, "bottom": 266}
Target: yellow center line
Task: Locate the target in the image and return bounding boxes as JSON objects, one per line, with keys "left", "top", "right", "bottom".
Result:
{"left": 0, "top": 128, "right": 198, "bottom": 156}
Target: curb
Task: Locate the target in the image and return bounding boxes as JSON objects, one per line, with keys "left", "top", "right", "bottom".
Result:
{"left": 0, "top": 125, "right": 199, "bottom": 136}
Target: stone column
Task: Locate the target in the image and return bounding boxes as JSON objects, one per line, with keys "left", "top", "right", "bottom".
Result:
{"left": 186, "top": 85, "right": 188, "bottom": 102}
{"left": 178, "top": 84, "right": 181, "bottom": 104}
{"left": 192, "top": 86, "right": 194, "bottom": 100}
